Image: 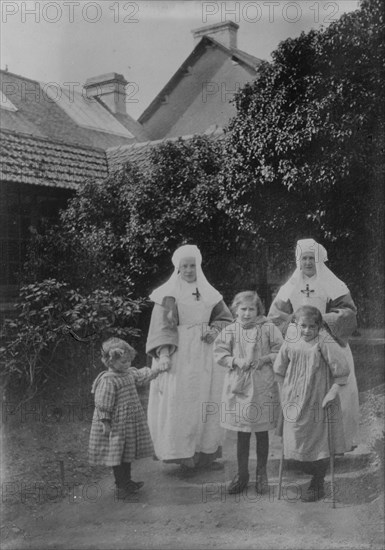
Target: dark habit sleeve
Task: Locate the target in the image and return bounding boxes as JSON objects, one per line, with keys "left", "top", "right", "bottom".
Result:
{"left": 146, "top": 296, "right": 179, "bottom": 358}
{"left": 209, "top": 300, "right": 233, "bottom": 332}
{"left": 268, "top": 293, "right": 357, "bottom": 345}
{"left": 323, "top": 292, "right": 357, "bottom": 345}
{"left": 267, "top": 299, "right": 294, "bottom": 336}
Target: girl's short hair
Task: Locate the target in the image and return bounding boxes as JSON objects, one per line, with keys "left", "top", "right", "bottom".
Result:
{"left": 231, "top": 291, "right": 265, "bottom": 316}
{"left": 294, "top": 305, "right": 323, "bottom": 326}
{"left": 101, "top": 337, "right": 136, "bottom": 369}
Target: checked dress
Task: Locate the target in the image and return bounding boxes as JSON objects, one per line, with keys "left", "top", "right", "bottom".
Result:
{"left": 89, "top": 368, "right": 155, "bottom": 467}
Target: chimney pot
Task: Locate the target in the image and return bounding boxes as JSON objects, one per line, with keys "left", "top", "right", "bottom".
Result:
{"left": 192, "top": 21, "right": 239, "bottom": 49}
{"left": 84, "top": 72, "right": 128, "bottom": 115}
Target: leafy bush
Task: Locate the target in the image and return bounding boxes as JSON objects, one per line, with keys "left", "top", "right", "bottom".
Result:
{"left": 0, "top": 279, "right": 145, "bottom": 394}
{"left": 23, "top": 137, "right": 240, "bottom": 299}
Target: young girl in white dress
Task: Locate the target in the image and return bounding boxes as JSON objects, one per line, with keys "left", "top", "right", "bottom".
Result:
{"left": 274, "top": 306, "right": 351, "bottom": 502}
{"left": 214, "top": 291, "right": 283, "bottom": 494}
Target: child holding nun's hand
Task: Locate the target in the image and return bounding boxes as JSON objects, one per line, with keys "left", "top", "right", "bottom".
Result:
{"left": 88, "top": 337, "right": 165, "bottom": 500}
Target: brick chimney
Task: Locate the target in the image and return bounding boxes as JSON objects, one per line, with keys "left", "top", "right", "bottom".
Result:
{"left": 84, "top": 72, "right": 128, "bottom": 115}
{"left": 192, "top": 21, "right": 239, "bottom": 49}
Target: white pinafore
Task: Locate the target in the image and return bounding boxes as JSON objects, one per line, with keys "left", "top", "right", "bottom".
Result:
{"left": 148, "top": 297, "right": 225, "bottom": 461}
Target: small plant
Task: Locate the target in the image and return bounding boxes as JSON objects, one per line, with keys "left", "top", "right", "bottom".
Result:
{"left": 0, "top": 279, "right": 145, "bottom": 396}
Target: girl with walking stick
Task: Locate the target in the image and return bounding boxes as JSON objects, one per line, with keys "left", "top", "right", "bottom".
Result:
{"left": 273, "top": 306, "right": 350, "bottom": 502}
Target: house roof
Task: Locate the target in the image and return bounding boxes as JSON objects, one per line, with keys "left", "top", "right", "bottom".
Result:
{"left": 43, "top": 83, "right": 134, "bottom": 138}
{"left": 138, "top": 35, "right": 262, "bottom": 125}
{"left": 106, "top": 125, "right": 225, "bottom": 173}
{"left": 113, "top": 112, "right": 149, "bottom": 142}
{"left": 0, "top": 70, "right": 146, "bottom": 149}
{"left": 0, "top": 129, "right": 108, "bottom": 190}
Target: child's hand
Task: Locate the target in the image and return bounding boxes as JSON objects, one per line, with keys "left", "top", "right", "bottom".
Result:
{"left": 201, "top": 327, "right": 218, "bottom": 344}
{"left": 256, "top": 355, "right": 271, "bottom": 369}
{"left": 158, "top": 355, "right": 171, "bottom": 372}
{"left": 322, "top": 383, "right": 340, "bottom": 408}
{"left": 234, "top": 358, "right": 252, "bottom": 371}
{"left": 102, "top": 421, "right": 111, "bottom": 436}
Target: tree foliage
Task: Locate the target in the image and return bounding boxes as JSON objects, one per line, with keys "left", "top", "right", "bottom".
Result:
{"left": 220, "top": 0, "right": 384, "bottom": 324}
{"left": 25, "top": 136, "right": 240, "bottom": 299}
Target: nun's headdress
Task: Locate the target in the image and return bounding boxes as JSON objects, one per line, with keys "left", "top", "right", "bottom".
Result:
{"left": 149, "top": 244, "right": 222, "bottom": 306}
{"left": 277, "top": 238, "right": 349, "bottom": 301}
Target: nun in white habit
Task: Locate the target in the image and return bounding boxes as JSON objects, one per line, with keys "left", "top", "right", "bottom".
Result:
{"left": 268, "top": 238, "right": 359, "bottom": 450}
{"left": 146, "top": 244, "right": 233, "bottom": 470}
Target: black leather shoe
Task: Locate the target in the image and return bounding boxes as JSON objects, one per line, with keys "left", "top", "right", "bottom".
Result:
{"left": 255, "top": 470, "right": 268, "bottom": 494}
{"left": 228, "top": 473, "right": 249, "bottom": 494}
{"left": 131, "top": 480, "right": 144, "bottom": 490}
{"left": 115, "top": 485, "right": 139, "bottom": 501}
{"left": 301, "top": 480, "right": 325, "bottom": 502}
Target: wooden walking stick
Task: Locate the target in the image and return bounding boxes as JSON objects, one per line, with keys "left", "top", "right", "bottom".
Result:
{"left": 277, "top": 408, "right": 284, "bottom": 500}
{"left": 325, "top": 364, "right": 336, "bottom": 509}
{"left": 278, "top": 444, "right": 284, "bottom": 500}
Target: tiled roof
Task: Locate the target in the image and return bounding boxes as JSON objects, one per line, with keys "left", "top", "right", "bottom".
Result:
{"left": 0, "top": 129, "right": 108, "bottom": 189}
{"left": 106, "top": 125, "right": 225, "bottom": 173}
{"left": 0, "top": 70, "right": 146, "bottom": 149}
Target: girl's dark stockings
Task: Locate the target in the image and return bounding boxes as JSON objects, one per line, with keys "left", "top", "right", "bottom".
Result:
{"left": 237, "top": 431, "right": 269, "bottom": 476}
{"left": 113, "top": 462, "right": 131, "bottom": 488}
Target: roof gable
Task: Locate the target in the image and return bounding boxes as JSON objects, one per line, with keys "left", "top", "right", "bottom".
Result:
{"left": 139, "top": 35, "right": 262, "bottom": 127}
{"left": 0, "top": 89, "right": 18, "bottom": 111}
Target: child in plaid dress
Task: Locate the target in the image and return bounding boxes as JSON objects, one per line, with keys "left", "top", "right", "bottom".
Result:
{"left": 89, "top": 337, "right": 165, "bottom": 499}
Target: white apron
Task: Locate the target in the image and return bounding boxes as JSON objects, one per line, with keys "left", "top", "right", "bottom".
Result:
{"left": 148, "top": 299, "right": 225, "bottom": 460}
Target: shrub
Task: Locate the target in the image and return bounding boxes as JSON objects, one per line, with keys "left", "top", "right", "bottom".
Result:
{"left": 0, "top": 279, "right": 145, "bottom": 395}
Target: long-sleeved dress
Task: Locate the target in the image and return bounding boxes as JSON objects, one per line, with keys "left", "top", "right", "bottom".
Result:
{"left": 268, "top": 275, "right": 359, "bottom": 450}
{"left": 146, "top": 291, "right": 232, "bottom": 463}
{"left": 214, "top": 317, "right": 283, "bottom": 432}
{"left": 88, "top": 367, "right": 155, "bottom": 466}
{"left": 273, "top": 329, "right": 350, "bottom": 462}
